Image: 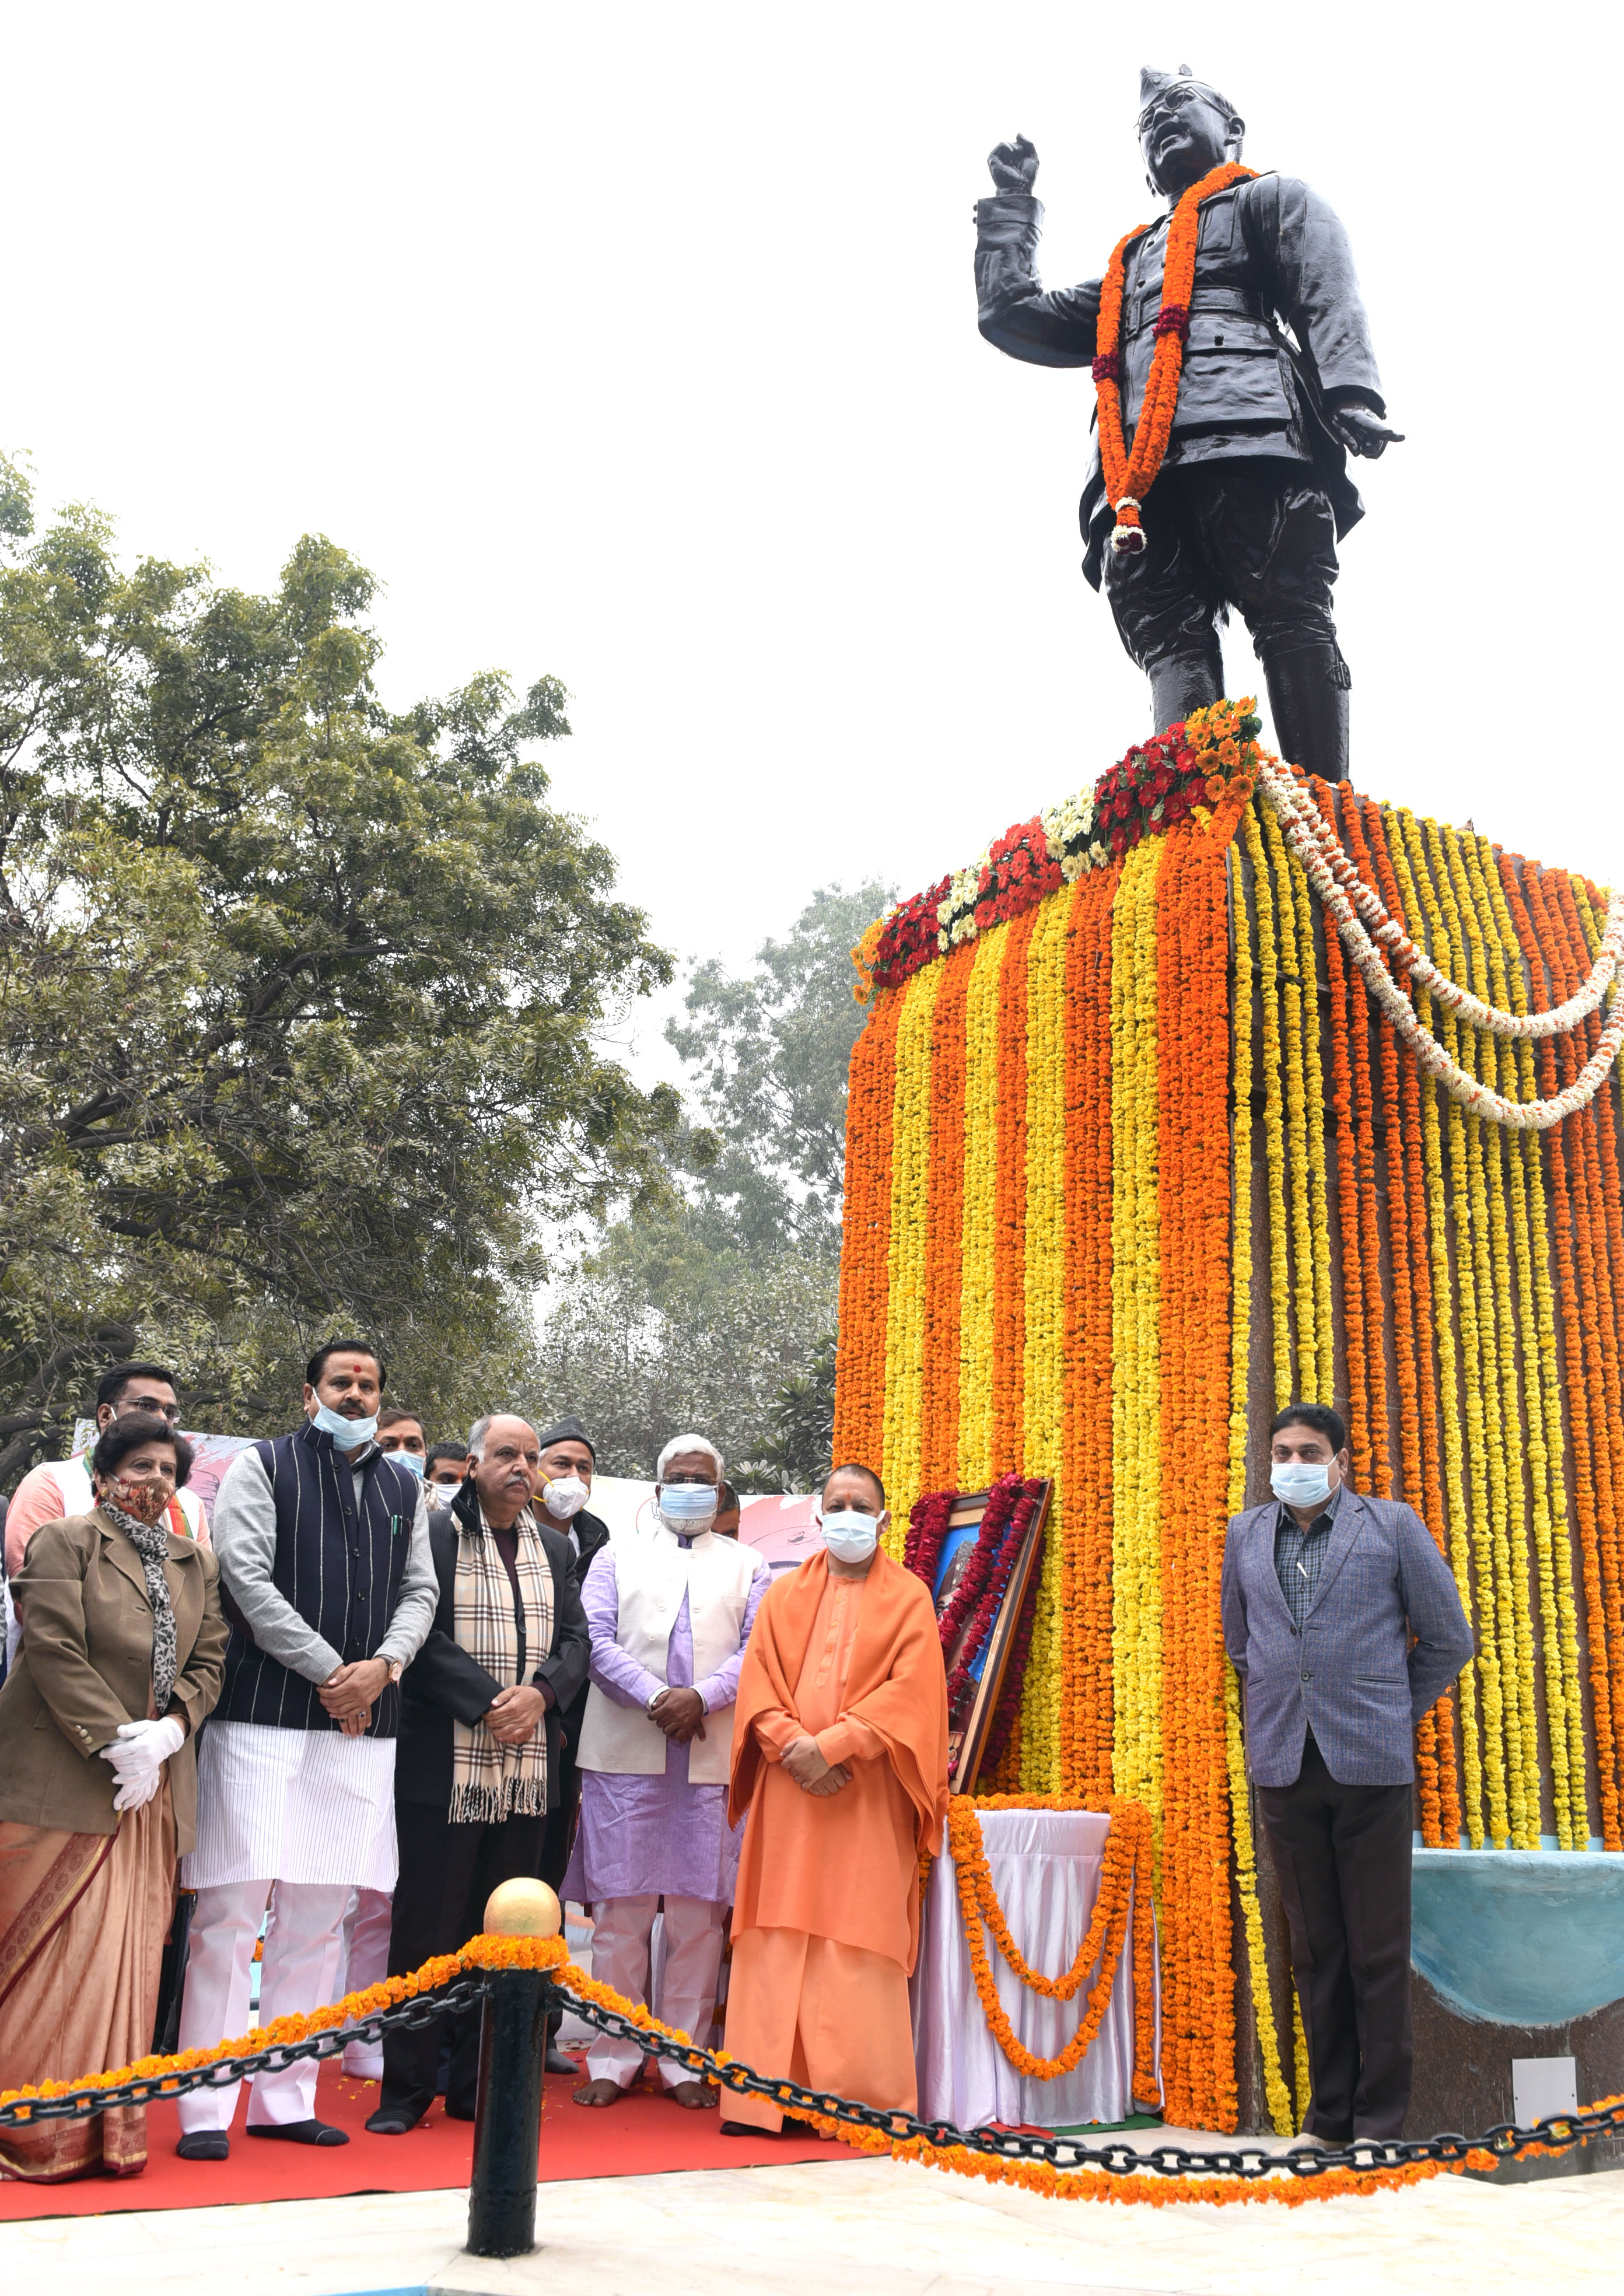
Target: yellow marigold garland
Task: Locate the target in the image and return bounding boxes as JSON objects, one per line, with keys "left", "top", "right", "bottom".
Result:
{"left": 881, "top": 960, "right": 943, "bottom": 1548}
{"left": 1284, "top": 825, "right": 1335, "bottom": 1399}
{"left": 957, "top": 926, "right": 1004, "bottom": 1492}
{"left": 1110, "top": 838, "right": 1164, "bottom": 1837}
{"left": 1222, "top": 817, "right": 1295, "bottom": 2138}
{"left": 1242, "top": 804, "right": 1293, "bottom": 1408}
{"left": 1455, "top": 826, "right": 1542, "bottom": 1844}
{"left": 1021, "top": 886, "right": 1073, "bottom": 1791}
{"left": 1484, "top": 852, "right": 1590, "bottom": 1847}
{"left": 1387, "top": 807, "right": 1486, "bottom": 1846}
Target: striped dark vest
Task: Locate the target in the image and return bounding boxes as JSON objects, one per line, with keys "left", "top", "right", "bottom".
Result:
{"left": 215, "top": 1422, "right": 418, "bottom": 1734}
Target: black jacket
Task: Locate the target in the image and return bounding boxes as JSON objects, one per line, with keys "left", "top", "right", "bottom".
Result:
{"left": 555, "top": 1506, "right": 610, "bottom": 1749}
{"left": 974, "top": 175, "right": 1386, "bottom": 587}
{"left": 393, "top": 1484, "right": 590, "bottom": 1811}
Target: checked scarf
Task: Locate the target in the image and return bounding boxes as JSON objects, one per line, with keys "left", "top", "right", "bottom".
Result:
{"left": 102, "top": 1501, "right": 179, "bottom": 1717}
{"left": 450, "top": 1504, "right": 554, "bottom": 1824}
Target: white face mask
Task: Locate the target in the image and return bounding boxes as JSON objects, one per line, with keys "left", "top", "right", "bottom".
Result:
{"left": 659, "top": 1482, "right": 718, "bottom": 1533}
{"left": 542, "top": 1473, "right": 589, "bottom": 1522}
{"left": 1270, "top": 1458, "right": 1334, "bottom": 1508}
{"left": 820, "top": 1508, "right": 880, "bottom": 1563}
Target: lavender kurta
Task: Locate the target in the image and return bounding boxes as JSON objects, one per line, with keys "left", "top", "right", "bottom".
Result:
{"left": 563, "top": 1539, "right": 769, "bottom": 1906}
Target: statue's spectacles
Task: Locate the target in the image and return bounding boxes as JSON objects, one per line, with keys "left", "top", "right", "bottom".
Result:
{"left": 1136, "top": 83, "right": 1205, "bottom": 135}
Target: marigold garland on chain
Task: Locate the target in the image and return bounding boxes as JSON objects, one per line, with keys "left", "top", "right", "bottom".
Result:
{"left": 22, "top": 1920, "right": 1621, "bottom": 2211}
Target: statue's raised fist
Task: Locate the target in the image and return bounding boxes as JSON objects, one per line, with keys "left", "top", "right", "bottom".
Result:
{"left": 988, "top": 135, "right": 1039, "bottom": 195}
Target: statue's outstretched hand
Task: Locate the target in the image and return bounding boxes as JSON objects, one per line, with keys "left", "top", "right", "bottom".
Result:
{"left": 1326, "top": 404, "right": 1405, "bottom": 459}
{"left": 988, "top": 135, "right": 1039, "bottom": 195}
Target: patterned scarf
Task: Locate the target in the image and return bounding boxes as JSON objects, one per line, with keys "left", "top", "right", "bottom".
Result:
{"left": 450, "top": 1504, "right": 554, "bottom": 1824}
{"left": 102, "top": 1502, "right": 178, "bottom": 1717}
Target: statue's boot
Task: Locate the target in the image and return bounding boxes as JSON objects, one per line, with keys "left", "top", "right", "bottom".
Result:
{"left": 1263, "top": 645, "right": 1350, "bottom": 784}
{"left": 1147, "top": 648, "right": 1223, "bottom": 736}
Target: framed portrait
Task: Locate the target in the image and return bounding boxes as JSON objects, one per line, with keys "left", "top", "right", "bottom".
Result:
{"left": 929, "top": 1479, "right": 1053, "bottom": 1793}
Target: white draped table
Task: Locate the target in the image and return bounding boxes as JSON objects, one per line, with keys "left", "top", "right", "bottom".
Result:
{"left": 911, "top": 1806, "right": 1162, "bottom": 2131}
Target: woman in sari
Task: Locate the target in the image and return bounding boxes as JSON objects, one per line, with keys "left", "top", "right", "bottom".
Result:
{"left": 0, "top": 1413, "right": 227, "bottom": 2180}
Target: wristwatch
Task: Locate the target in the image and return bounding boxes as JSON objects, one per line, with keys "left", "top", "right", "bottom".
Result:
{"left": 646, "top": 1686, "right": 664, "bottom": 1713}
{"left": 386, "top": 1660, "right": 404, "bottom": 1686}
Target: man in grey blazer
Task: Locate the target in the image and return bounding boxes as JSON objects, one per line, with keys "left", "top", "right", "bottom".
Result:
{"left": 1221, "top": 1402, "right": 1474, "bottom": 2143}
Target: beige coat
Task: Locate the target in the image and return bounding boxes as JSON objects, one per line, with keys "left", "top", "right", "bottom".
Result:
{"left": 0, "top": 1509, "right": 228, "bottom": 1852}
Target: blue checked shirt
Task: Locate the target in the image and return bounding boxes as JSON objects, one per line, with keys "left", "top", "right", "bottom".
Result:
{"left": 1273, "top": 1479, "right": 1343, "bottom": 1632}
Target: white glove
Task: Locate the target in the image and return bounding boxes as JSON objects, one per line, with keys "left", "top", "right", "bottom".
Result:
{"left": 103, "top": 1716, "right": 184, "bottom": 1811}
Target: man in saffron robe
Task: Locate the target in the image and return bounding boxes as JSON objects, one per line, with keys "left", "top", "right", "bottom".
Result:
{"left": 724, "top": 1462, "right": 949, "bottom": 2133}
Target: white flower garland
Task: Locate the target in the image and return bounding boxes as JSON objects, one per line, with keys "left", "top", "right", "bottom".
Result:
{"left": 1255, "top": 760, "right": 1624, "bottom": 1133}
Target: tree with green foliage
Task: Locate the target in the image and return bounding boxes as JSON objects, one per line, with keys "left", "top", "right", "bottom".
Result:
{"left": 665, "top": 880, "right": 892, "bottom": 1257}
{"left": 531, "top": 880, "right": 891, "bottom": 1484}
{"left": 0, "top": 461, "right": 676, "bottom": 1480}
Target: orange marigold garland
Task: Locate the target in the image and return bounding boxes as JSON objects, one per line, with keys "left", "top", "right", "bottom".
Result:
{"left": 993, "top": 908, "right": 1038, "bottom": 1480}
{"left": 1092, "top": 163, "right": 1257, "bottom": 553}
{"left": 1061, "top": 869, "right": 1119, "bottom": 1800}
{"left": 833, "top": 981, "right": 903, "bottom": 1464}
{"left": 16, "top": 1915, "right": 1621, "bottom": 2210}
{"left": 0, "top": 1933, "right": 572, "bottom": 2110}
{"left": 1155, "top": 819, "right": 1237, "bottom": 2130}
{"left": 949, "top": 1793, "right": 1160, "bottom": 2107}
{"left": 921, "top": 941, "right": 975, "bottom": 1489}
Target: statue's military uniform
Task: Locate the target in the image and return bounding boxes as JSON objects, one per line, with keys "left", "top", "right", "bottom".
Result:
{"left": 975, "top": 174, "right": 1386, "bottom": 778}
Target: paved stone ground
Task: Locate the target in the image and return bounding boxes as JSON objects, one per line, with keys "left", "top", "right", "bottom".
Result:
{"left": 1, "top": 2152, "right": 1620, "bottom": 2295}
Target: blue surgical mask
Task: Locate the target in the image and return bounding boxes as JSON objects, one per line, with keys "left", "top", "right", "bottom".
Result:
{"left": 387, "top": 1449, "right": 426, "bottom": 1479}
{"left": 312, "top": 1403, "right": 377, "bottom": 1451}
{"left": 660, "top": 1482, "right": 718, "bottom": 1531}
{"left": 1271, "top": 1459, "right": 1333, "bottom": 1508}
{"left": 820, "top": 1509, "right": 880, "bottom": 1563}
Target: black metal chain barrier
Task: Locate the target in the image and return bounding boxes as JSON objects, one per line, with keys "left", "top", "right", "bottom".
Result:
{"left": 4, "top": 1965, "right": 1621, "bottom": 2186}
{"left": 0, "top": 1975, "right": 491, "bottom": 2127}
{"left": 551, "top": 1980, "right": 1624, "bottom": 2182}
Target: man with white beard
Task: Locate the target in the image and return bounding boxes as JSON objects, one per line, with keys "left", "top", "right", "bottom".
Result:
{"left": 566, "top": 1433, "right": 768, "bottom": 2108}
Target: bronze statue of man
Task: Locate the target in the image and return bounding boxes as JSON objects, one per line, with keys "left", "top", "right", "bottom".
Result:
{"left": 975, "top": 66, "right": 1401, "bottom": 783}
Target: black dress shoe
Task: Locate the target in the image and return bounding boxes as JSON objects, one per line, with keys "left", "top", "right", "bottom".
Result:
{"left": 176, "top": 2132, "right": 230, "bottom": 2161}
{"left": 244, "top": 2118, "right": 349, "bottom": 2147}
{"left": 365, "top": 2107, "right": 422, "bottom": 2136}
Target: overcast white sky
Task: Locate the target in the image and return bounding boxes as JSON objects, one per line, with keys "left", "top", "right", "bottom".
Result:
{"left": 8, "top": 4, "right": 1616, "bottom": 1090}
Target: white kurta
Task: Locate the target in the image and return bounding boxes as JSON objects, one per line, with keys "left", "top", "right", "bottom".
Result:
{"left": 183, "top": 1718, "right": 398, "bottom": 1892}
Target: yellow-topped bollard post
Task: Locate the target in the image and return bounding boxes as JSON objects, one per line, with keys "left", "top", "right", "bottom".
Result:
{"left": 466, "top": 1879, "right": 562, "bottom": 2258}
{"left": 482, "top": 1878, "right": 562, "bottom": 1938}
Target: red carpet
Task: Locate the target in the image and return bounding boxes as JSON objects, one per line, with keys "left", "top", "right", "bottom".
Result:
{"left": 0, "top": 2059, "right": 855, "bottom": 2221}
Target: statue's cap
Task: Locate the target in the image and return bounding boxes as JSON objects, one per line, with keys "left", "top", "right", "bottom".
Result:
{"left": 1138, "top": 64, "right": 1238, "bottom": 126}
{"left": 1139, "top": 63, "right": 1194, "bottom": 106}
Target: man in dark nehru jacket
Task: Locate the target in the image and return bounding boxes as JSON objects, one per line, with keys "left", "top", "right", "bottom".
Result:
{"left": 1222, "top": 1404, "right": 1473, "bottom": 2144}
{"left": 975, "top": 66, "right": 1403, "bottom": 783}
{"left": 176, "top": 1340, "right": 437, "bottom": 2157}
{"left": 531, "top": 1415, "right": 610, "bottom": 2070}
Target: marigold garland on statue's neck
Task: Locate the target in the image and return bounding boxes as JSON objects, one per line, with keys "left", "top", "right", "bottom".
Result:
{"left": 1092, "top": 162, "right": 1257, "bottom": 553}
